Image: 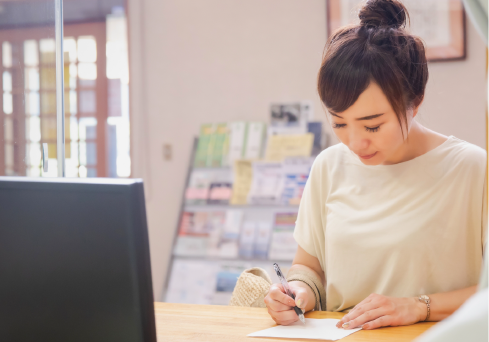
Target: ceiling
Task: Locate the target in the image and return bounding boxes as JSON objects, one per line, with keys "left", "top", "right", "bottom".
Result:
{"left": 0, "top": 0, "right": 126, "bottom": 29}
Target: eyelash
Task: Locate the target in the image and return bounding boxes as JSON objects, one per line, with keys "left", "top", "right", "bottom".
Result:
{"left": 332, "top": 123, "right": 381, "bottom": 133}
{"left": 365, "top": 126, "right": 380, "bottom": 133}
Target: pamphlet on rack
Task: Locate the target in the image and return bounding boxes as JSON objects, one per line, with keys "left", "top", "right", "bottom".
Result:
{"left": 243, "top": 122, "right": 266, "bottom": 160}
{"left": 230, "top": 160, "right": 253, "bottom": 205}
{"left": 175, "top": 211, "right": 228, "bottom": 257}
{"left": 224, "top": 121, "right": 247, "bottom": 167}
{"left": 219, "top": 209, "right": 244, "bottom": 258}
{"left": 265, "top": 133, "right": 314, "bottom": 162}
{"left": 268, "top": 101, "right": 313, "bottom": 135}
{"left": 282, "top": 157, "right": 315, "bottom": 206}
{"left": 269, "top": 212, "right": 299, "bottom": 260}
{"left": 165, "top": 259, "right": 219, "bottom": 305}
{"left": 194, "top": 124, "right": 215, "bottom": 168}
{"left": 247, "top": 161, "right": 284, "bottom": 205}
{"left": 185, "top": 168, "right": 232, "bottom": 205}
{"left": 208, "top": 123, "right": 229, "bottom": 167}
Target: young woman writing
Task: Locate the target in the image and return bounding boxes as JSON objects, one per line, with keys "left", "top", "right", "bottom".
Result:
{"left": 264, "top": 0, "right": 487, "bottom": 330}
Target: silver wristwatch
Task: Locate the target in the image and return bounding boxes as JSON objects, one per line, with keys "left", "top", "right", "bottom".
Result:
{"left": 418, "top": 295, "right": 431, "bottom": 321}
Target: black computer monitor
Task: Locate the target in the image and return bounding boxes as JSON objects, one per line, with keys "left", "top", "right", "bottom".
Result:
{"left": 0, "top": 177, "right": 157, "bottom": 342}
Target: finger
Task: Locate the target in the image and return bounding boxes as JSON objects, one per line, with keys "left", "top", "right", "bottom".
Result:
{"left": 265, "top": 297, "right": 294, "bottom": 312}
{"left": 343, "top": 307, "right": 387, "bottom": 329}
{"left": 268, "top": 308, "right": 299, "bottom": 325}
{"left": 268, "top": 284, "right": 296, "bottom": 307}
{"left": 361, "top": 315, "right": 392, "bottom": 330}
{"left": 292, "top": 286, "right": 309, "bottom": 310}
{"left": 337, "top": 301, "right": 381, "bottom": 327}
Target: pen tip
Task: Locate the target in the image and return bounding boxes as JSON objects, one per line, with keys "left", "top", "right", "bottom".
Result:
{"left": 300, "top": 315, "right": 306, "bottom": 324}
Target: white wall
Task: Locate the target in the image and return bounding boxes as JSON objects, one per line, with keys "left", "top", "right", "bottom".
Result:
{"left": 420, "top": 24, "right": 486, "bottom": 148}
{"left": 128, "top": 0, "right": 487, "bottom": 301}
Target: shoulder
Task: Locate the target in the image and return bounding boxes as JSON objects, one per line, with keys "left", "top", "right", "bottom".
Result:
{"left": 308, "top": 143, "right": 350, "bottom": 179}
{"left": 444, "top": 137, "right": 486, "bottom": 170}
{"left": 439, "top": 136, "right": 487, "bottom": 174}
{"left": 315, "top": 143, "right": 350, "bottom": 164}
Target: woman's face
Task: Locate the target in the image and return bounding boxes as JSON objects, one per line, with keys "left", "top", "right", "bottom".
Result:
{"left": 329, "top": 81, "right": 415, "bottom": 165}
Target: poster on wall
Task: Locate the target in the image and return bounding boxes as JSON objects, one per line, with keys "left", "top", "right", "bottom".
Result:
{"left": 327, "top": 0, "right": 466, "bottom": 61}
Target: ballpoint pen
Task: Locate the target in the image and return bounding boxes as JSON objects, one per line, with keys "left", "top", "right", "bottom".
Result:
{"left": 273, "top": 263, "right": 306, "bottom": 325}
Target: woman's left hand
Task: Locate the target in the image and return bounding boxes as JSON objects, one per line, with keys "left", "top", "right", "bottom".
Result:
{"left": 336, "top": 293, "right": 425, "bottom": 330}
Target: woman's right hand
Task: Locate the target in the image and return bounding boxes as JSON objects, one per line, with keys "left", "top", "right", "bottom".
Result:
{"left": 264, "top": 281, "right": 315, "bottom": 325}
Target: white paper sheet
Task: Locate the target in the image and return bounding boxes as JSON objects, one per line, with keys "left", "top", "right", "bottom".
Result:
{"left": 248, "top": 318, "right": 361, "bottom": 341}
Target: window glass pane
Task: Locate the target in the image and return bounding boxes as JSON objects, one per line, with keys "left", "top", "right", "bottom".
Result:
{"left": 70, "top": 117, "right": 79, "bottom": 141}
{"left": 2, "top": 41, "right": 12, "bottom": 68}
{"left": 40, "top": 67, "right": 56, "bottom": 90}
{"left": 64, "top": 37, "right": 77, "bottom": 63}
{"left": 79, "top": 165, "right": 87, "bottom": 178}
{"left": 86, "top": 142, "right": 97, "bottom": 166}
{"left": 77, "top": 36, "right": 97, "bottom": 63}
{"left": 69, "top": 90, "right": 77, "bottom": 115}
{"left": 65, "top": 90, "right": 71, "bottom": 115}
{"left": 25, "top": 67, "right": 40, "bottom": 91}
{"left": 26, "top": 116, "right": 41, "bottom": 142}
{"left": 42, "top": 158, "right": 58, "bottom": 178}
{"left": 24, "top": 40, "right": 39, "bottom": 66}
{"left": 3, "top": 71, "right": 12, "bottom": 92}
{"left": 5, "top": 144, "right": 14, "bottom": 167}
{"left": 78, "top": 63, "right": 97, "bottom": 81}
{"left": 41, "top": 92, "right": 56, "bottom": 115}
{"left": 86, "top": 125, "right": 97, "bottom": 140}
{"left": 3, "top": 93, "right": 13, "bottom": 115}
{"left": 27, "top": 166, "right": 41, "bottom": 177}
{"left": 79, "top": 117, "right": 97, "bottom": 141}
{"left": 4, "top": 117, "right": 13, "bottom": 141}
{"left": 26, "top": 143, "right": 41, "bottom": 167}
{"left": 107, "top": 116, "right": 131, "bottom": 178}
{"left": 47, "top": 143, "right": 57, "bottom": 162}
{"left": 66, "top": 159, "right": 79, "bottom": 178}
{"left": 69, "top": 64, "right": 77, "bottom": 89}
{"left": 39, "top": 39, "right": 55, "bottom": 64}
{"left": 79, "top": 142, "right": 87, "bottom": 166}
{"left": 26, "top": 92, "right": 40, "bottom": 116}
{"left": 41, "top": 117, "right": 57, "bottom": 141}
{"left": 79, "top": 90, "right": 96, "bottom": 114}
{"left": 87, "top": 168, "right": 97, "bottom": 177}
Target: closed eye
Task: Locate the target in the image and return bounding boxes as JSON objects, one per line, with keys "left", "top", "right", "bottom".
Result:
{"left": 333, "top": 123, "right": 346, "bottom": 129}
{"left": 365, "top": 126, "right": 380, "bottom": 132}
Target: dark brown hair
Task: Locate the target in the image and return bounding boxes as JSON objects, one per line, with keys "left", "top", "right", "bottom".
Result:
{"left": 318, "top": 0, "right": 428, "bottom": 134}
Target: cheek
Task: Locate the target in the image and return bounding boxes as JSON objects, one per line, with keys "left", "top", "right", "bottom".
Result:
{"left": 375, "top": 123, "right": 404, "bottom": 150}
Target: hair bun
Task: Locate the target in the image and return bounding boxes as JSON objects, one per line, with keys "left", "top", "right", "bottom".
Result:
{"left": 359, "top": 0, "right": 408, "bottom": 29}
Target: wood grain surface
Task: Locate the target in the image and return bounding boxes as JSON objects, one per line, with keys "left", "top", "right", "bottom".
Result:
{"left": 155, "top": 302, "right": 436, "bottom": 342}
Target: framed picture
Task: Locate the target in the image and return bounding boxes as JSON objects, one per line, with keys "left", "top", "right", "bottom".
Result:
{"left": 327, "top": 0, "right": 466, "bottom": 62}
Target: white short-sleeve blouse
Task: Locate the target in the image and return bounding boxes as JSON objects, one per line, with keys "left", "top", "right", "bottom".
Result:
{"left": 294, "top": 136, "right": 487, "bottom": 312}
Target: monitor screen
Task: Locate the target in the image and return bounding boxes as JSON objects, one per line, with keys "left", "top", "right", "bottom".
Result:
{"left": 0, "top": 177, "right": 156, "bottom": 342}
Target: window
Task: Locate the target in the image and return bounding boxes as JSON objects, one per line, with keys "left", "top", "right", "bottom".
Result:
{"left": 0, "top": 16, "right": 130, "bottom": 178}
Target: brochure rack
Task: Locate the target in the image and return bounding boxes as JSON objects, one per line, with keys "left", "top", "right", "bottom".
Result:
{"left": 163, "top": 138, "right": 303, "bottom": 305}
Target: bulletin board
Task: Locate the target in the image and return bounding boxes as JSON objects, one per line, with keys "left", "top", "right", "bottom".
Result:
{"left": 327, "top": 0, "right": 466, "bottom": 61}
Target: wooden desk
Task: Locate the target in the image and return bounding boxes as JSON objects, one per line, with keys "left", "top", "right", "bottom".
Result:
{"left": 155, "top": 303, "right": 436, "bottom": 341}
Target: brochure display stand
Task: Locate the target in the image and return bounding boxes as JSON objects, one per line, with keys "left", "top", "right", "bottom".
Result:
{"left": 164, "top": 116, "right": 326, "bottom": 305}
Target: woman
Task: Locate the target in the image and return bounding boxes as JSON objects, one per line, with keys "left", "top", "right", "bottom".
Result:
{"left": 264, "top": 0, "right": 487, "bottom": 331}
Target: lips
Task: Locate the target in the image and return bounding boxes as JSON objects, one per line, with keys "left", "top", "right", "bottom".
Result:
{"left": 358, "top": 152, "right": 378, "bottom": 160}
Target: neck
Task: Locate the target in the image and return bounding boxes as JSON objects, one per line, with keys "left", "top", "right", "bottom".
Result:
{"left": 383, "top": 121, "right": 443, "bottom": 165}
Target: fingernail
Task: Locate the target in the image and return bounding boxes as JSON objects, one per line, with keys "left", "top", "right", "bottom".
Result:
{"left": 342, "top": 322, "right": 350, "bottom": 329}
{"left": 362, "top": 324, "right": 368, "bottom": 330}
{"left": 296, "top": 299, "right": 303, "bottom": 308}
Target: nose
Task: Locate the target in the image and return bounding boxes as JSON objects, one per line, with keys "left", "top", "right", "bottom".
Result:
{"left": 348, "top": 134, "right": 369, "bottom": 154}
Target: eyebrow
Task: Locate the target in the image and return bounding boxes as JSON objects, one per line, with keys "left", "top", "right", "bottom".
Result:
{"left": 330, "top": 112, "right": 384, "bottom": 121}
